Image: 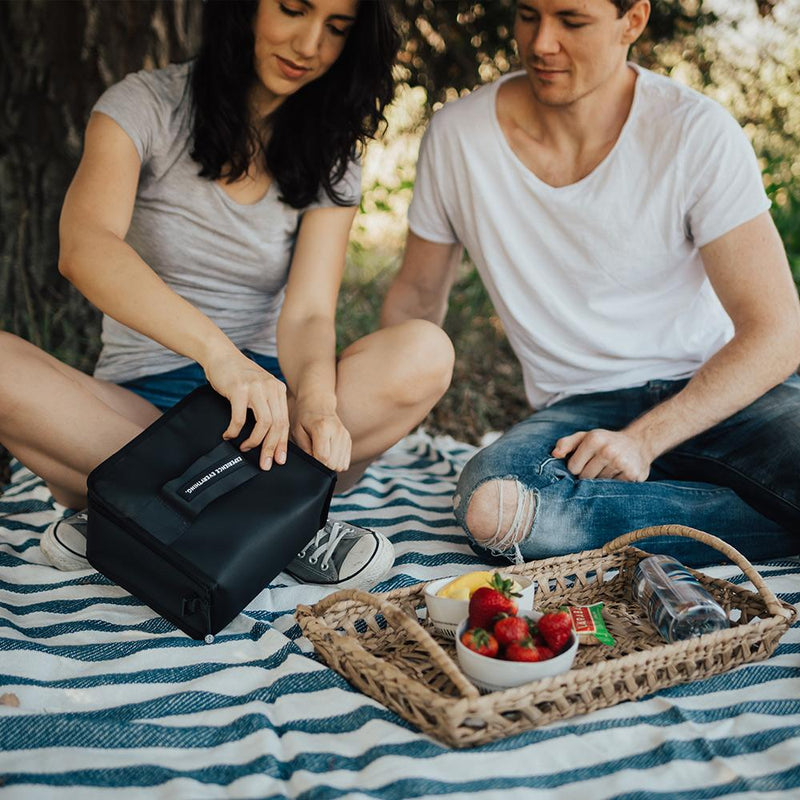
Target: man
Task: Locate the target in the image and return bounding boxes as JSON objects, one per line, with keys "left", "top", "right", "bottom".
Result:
{"left": 381, "top": 0, "right": 800, "bottom": 566}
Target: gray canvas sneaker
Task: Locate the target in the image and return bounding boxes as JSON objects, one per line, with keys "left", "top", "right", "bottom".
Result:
{"left": 40, "top": 510, "right": 90, "bottom": 571}
{"left": 285, "top": 519, "right": 394, "bottom": 589}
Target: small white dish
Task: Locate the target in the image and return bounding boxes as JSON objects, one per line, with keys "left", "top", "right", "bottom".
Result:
{"left": 455, "top": 610, "right": 578, "bottom": 692}
{"left": 424, "top": 573, "right": 536, "bottom": 638}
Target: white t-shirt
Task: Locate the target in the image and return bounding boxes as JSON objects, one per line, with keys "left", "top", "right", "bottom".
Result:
{"left": 407, "top": 65, "right": 770, "bottom": 409}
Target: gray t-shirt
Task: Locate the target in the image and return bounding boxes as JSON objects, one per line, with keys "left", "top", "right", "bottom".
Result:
{"left": 91, "top": 62, "right": 360, "bottom": 383}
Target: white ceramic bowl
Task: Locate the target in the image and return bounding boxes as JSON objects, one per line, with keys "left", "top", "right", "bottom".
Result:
{"left": 455, "top": 610, "right": 578, "bottom": 692}
{"left": 424, "top": 573, "right": 536, "bottom": 638}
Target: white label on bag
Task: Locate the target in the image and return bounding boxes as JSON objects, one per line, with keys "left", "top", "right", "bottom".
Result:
{"left": 180, "top": 455, "right": 245, "bottom": 498}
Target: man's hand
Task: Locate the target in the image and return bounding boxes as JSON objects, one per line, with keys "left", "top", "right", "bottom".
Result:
{"left": 551, "top": 429, "right": 652, "bottom": 482}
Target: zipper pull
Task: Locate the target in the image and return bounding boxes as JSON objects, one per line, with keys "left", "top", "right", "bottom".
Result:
{"left": 201, "top": 598, "right": 214, "bottom": 644}
{"left": 181, "top": 595, "right": 214, "bottom": 643}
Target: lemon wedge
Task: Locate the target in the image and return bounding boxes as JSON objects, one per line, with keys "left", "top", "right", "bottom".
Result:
{"left": 436, "top": 571, "right": 522, "bottom": 601}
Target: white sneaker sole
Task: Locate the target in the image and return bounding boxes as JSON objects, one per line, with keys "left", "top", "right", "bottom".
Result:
{"left": 333, "top": 532, "right": 395, "bottom": 590}
{"left": 40, "top": 520, "right": 90, "bottom": 572}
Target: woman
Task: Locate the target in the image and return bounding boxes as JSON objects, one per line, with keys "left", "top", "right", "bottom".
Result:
{"left": 0, "top": 0, "right": 454, "bottom": 588}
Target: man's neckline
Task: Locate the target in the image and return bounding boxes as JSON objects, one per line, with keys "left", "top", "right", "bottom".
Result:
{"left": 490, "top": 62, "right": 643, "bottom": 191}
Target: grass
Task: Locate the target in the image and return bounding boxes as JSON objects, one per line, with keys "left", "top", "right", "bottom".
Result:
{"left": 769, "top": 181, "right": 800, "bottom": 285}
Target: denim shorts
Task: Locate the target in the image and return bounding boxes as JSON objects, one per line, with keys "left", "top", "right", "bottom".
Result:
{"left": 118, "top": 350, "right": 285, "bottom": 411}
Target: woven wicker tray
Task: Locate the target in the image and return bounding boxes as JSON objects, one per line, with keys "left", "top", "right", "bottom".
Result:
{"left": 296, "top": 525, "right": 796, "bottom": 748}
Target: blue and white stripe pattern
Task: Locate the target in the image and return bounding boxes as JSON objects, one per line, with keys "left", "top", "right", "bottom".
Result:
{"left": 1, "top": 432, "right": 799, "bottom": 799}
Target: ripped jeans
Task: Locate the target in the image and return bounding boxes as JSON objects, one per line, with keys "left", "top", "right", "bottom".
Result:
{"left": 453, "top": 376, "right": 800, "bottom": 567}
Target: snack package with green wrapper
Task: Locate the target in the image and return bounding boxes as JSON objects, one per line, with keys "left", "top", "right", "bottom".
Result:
{"left": 562, "top": 602, "right": 615, "bottom": 647}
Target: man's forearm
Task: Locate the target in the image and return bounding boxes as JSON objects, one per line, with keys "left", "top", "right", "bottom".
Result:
{"left": 380, "top": 278, "right": 449, "bottom": 328}
{"left": 625, "top": 323, "right": 800, "bottom": 461}
{"left": 381, "top": 234, "right": 462, "bottom": 329}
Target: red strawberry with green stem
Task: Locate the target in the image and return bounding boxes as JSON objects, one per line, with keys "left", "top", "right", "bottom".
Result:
{"left": 524, "top": 618, "right": 543, "bottom": 643}
{"left": 538, "top": 610, "right": 573, "bottom": 654}
{"left": 468, "top": 573, "right": 521, "bottom": 629}
{"left": 532, "top": 632, "right": 548, "bottom": 648}
{"left": 505, "top": 639, "right": 554, "bottom": 662}
{"left": 493, "top": 614, "right": 530, "bottom": 647}
{"left": 460, "top": 627, "right": 499, "bottom": 658}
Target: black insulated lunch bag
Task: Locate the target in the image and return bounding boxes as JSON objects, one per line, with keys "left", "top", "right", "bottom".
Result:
{"left": 86, "top": 384, "right": 336, "bottom": 640}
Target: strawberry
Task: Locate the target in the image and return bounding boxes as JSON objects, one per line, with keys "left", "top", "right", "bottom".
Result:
{"left": 460, "top": 627, "right": 499, "bottom": 658}
{"left": 504, "top": 639, "right": 553, "bottom": 662}
{"left": 493, "top": 614, "right": 530, "bottom": 647}
{"left": 468, "top": 573, "right": 521, "bottom": 629}
{"left": 537, "top": 610, "right": 573, "bottom": 654}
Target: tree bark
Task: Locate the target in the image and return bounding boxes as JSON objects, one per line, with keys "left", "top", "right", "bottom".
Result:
{"left": 0, "top": 0, "right": 201, "bottom": 483}
{"left": 0, "top": 0, "right": 201, "bottom": 371}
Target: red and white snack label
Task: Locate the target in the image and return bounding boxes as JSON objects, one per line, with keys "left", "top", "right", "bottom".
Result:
{"left": 560, "top": 602, "right": 615, "bottom": 646}
{"left": 568, "top": 605, "right": 596, "bottom": 635}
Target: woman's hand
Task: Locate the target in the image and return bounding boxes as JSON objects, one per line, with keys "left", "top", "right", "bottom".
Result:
{"left": 204, "top": 350, "right": 289, "bottom": 470}
{"left": 291, "top": 402, "right": 352, "bottom": 472}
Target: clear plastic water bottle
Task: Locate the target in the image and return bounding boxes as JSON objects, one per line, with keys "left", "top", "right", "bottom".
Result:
{"left": 632, "top": 554, "right": 729, "bottom": 643}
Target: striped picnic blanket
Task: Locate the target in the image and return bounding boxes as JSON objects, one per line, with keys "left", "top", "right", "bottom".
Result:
{"left": 1, "top": 431, "right": 799, "bottom": 799}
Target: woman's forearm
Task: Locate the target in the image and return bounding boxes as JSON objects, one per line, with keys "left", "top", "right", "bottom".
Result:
{"left": 59, "top": 223, "right": 236, "bottom": 367}
{"left": 276, "top": 313, "right": 338, "bottom": 410}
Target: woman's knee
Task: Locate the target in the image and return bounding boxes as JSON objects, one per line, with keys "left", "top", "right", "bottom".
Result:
{"left": 0, "top": 331, "right": 30, "bottom": 363}
{"left": 0, "top": 332, "right": 38, "bottom": 405}
{"left": 386, "top": 319, "right": 454, "bottom": 406}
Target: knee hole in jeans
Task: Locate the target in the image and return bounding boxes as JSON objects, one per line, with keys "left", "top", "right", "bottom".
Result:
{"left": 464, "top": 479, "right": 537, "bottom": 553}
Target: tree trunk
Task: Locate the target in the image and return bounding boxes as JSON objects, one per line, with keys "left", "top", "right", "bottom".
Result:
{"left": 0, "top": 0, "right": 201, "bottom": 482}
{"left": 0, "top": 0, "right": 201, "bottom": 371}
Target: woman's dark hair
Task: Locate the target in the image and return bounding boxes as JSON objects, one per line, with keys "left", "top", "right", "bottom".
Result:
{"left": 190, "top": 0, "right": 399, "bottom": 208}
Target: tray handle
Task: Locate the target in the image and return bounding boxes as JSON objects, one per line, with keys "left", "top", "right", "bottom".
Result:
{"left": 603, "top": 524, "right": 790, "bottom": 618}
{"left": 299, "top": 588, "right": 481, "bottom": 699}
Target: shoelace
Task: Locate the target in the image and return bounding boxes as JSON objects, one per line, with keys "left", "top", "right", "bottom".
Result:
{"left": 296, "top": 521, "right": 350, "bottom": 571}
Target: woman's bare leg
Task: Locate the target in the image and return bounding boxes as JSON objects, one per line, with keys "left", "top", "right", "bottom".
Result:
{"left": 332, "top": 320, "right": 454, "bottom": 491}
{"left": 0, "top": 319, "right": 452, "bottom": 503}
{"left": 0, "top": 332, "right": 161, "bottom": 508}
